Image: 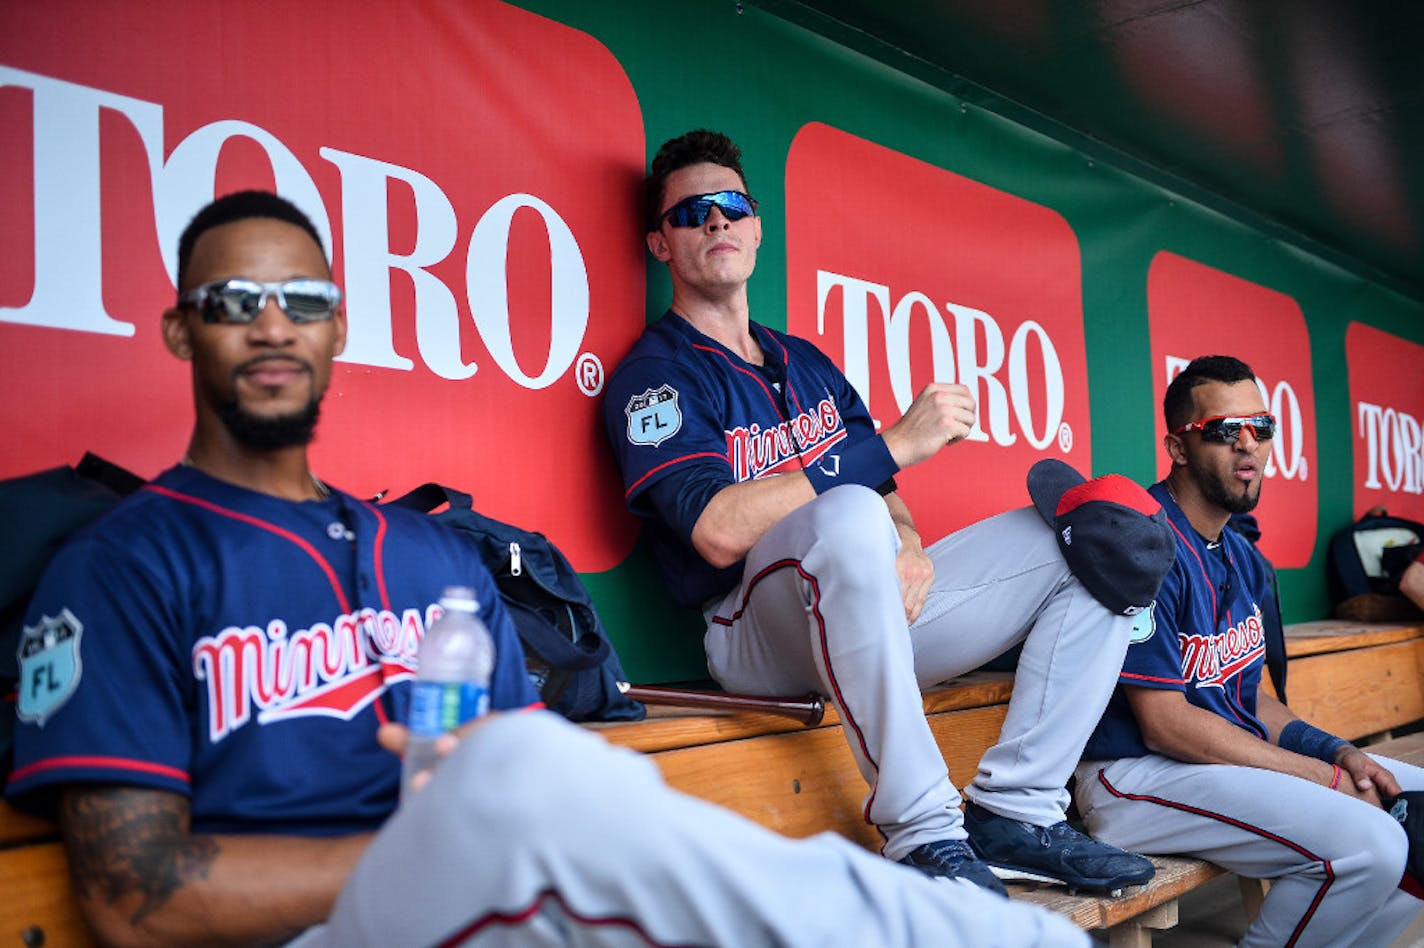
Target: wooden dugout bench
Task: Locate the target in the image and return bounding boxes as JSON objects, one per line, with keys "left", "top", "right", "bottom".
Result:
{"left": 3, "top": 618, "right": 1422, "bottom": 946}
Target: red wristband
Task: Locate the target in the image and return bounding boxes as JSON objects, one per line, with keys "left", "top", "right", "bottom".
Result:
{"left": 1328, "top": 764, "right": 1343, "bottom": 790}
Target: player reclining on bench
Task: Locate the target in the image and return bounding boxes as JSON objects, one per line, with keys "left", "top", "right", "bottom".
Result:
{"left": 1075, "top": 354, "right": 1424, "bottom": 947}
{"left": 5, "top": 190, "right": 1086, "bottom": 947}
{"left": 604, "top": 128, "right": 1174, "bottom": 896}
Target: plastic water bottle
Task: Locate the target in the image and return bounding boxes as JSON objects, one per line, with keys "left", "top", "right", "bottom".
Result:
{"left": 402, "top": 585, "right": 493, "bottom": 800}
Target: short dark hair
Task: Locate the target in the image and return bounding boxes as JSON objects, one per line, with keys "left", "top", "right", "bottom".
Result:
{"left": 176, "top": 190, "right": 327, "bottom": 291}
{"left": 645, "top": 129, "right": 749, "bottom": 232}
{"left": 1163, "top": 355, "right": 1258, "bottom": 432}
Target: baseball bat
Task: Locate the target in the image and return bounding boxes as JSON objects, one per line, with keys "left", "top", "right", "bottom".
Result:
{"left": 617, "top": 683, "right": 826, "bottom": 726}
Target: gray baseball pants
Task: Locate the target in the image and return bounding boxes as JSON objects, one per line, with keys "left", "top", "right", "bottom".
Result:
{"left": 1075, "top": 753, "right": 1424, "bottom": 947}
{"left": 295, "top": 711, "right": 1088, "bottom": 946}
{"left": 703, "top": 485, "right": 1133, "bottom": 860}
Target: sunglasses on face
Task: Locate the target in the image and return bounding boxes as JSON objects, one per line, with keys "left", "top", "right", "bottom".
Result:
{"left": 1172, "top": 413, "right": 1278, "bottom": 443}
{"left": 177, "top": 278, "right": 343, "bottom": 325}
{"left": 660, "top": 190, "right": 758, "bottom": 228}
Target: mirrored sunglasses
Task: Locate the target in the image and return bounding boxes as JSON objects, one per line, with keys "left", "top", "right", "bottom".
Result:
{"left": 660, "top": 190, "right": 758, "bottom": 228}
{"left": 178, "top": 278, "right": 342, "bottom": 325}
{"left": 1172, "top": 413, "right": 1277, "bottom": 443}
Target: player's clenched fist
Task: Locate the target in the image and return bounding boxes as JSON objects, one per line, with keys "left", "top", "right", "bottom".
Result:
{"left": 882, "top": 383, "right": 978, "bottom": 469}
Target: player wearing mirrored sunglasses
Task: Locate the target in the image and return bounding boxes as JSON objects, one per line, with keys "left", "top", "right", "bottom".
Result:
{"left": 1077, "top": 354, "right": 1424, "bottom": 946}
{"left": 9, "top": 189, "right": 1087, "bottom": 948}
{"left": 605, "top": 129, "right": 1164, "bottom": 899}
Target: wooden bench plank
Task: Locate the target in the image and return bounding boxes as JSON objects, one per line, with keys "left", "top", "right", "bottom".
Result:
{"left": 1008, "top": 855, "right": 1225, "bottom": 930}
{"left": 1283, "top": 620, "right": 1424, "bottom": 659}
{"left": 644, "top": 704, "right": 1009, "bottom": 848}
{"left": 0, "top": 800, "right": 58, "bottom": 848}
{"left": 1275, "top": 638, "right": 1424, "bottom": 740}
{"left": 0, "top": 841, "right": 96, "bottom": 946}
{"left": 1367, "top": 732, "right": 1424, "bottom": 767}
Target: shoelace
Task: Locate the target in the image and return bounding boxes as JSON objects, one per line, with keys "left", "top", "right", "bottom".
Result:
{"left": 925, "top": 840, "right": 978, "bottom": 868}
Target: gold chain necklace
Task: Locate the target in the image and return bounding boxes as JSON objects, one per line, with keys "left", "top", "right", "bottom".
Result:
{"left": 180, "top": 456, "right": 330, "bottom": 500}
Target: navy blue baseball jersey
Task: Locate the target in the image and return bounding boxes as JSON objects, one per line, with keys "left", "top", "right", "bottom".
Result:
{"left": 603, "top": 312, "right": 895, "bottom": 607}
{"left": 1084, "top": 481, "right": 1273, "bottom": 760}
{"left": 6, "top": 465, "right": 538, "bottom": 834}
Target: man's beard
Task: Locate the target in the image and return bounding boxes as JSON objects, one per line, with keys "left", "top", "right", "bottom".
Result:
{"left": 1190, "top": 461, "right": 1261, "bottom": 515}
{"left": 216, "top": 397, "right": 321, "bottom": 450}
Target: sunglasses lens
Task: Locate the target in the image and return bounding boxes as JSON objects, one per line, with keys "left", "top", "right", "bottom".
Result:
{"left": 1248, "top": 416, "right": 1276, "bottom": 440}
{"left": 664, "top": 191, "right": 755, "bottom": 227}
{"left": 667, "top": 200, "right": 711, "bottom": 228}
{"left": 716, "top": 192, "right": 753, "bottom": 220}
{"left": 281, "top": 280, "right": 337, "bottom": 322}
{"left": 209, "top": 282, "right": 264, "bottom": 323}
{"left": 1202, "top": 415, "right": 1276, "bottom": 442}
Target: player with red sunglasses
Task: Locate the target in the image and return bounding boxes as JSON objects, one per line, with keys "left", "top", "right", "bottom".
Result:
{"left": 1076, "top": 354, "right": 1424, "bottom": 946}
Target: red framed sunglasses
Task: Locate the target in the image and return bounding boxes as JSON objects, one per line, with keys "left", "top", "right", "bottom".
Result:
{"left": 1171, "top": 413, "right": 1277, "bottom": 444}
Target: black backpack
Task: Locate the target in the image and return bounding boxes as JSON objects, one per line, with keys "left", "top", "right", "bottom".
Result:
{"left": 1, "top": 454, "right": 146, "bottom": 781}
{"left": 1328, "top": 511, "right": 1424, "bottom": 602}
{"left": 384, "top": 483, "right": 645, "bottom": 723}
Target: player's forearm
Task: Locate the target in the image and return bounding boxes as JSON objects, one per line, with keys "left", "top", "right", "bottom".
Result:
{"left": 691, "top": 473, "right": 816, "bottom": 567}
{"left": 882, "top": 492, "right": 918, "bottom": 538}
{"left": 73, "top": 829, "right": 372, "bottom": 947}
{"left": 1255, "top": 692, "right": 1302, "bottom": 744}
{"left": 1128, "top": 690, "right": 1332, "bottom": 782}
{"left": 60, "top": 785, "right": 373, "bottom": 946}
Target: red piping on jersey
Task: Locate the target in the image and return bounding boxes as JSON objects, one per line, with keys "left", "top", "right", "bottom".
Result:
{"left": 1095, "top": 768, "right": 1332, "bottom": 946}
{"left": 625, "top": 452, "right": 728, "bottom": 498}
{"left": 363, "top": 501, "right": 392, "bottom": 611}
{"left": 10, "top": 754, "right": 189, "bottom": 785}
{"left": 1120, "top": 671, "right": 1185, "bottom": 686}
{"left": 711, "top": 558, "right": 888, "bottom": 848}
{"left": 757, "top": 330, "right": 809, "bottom": 416}
{"left": 1167, "top": 518, "right": 1216, "bottom": 628}
{"left": 692, "top": 342, "right": 784, "bottom": 418}
{"left": 435, "top": 887, "right": 688, "bottom": 948}
{"left": 144, "top": 484, "right": 352, "bottom": 613}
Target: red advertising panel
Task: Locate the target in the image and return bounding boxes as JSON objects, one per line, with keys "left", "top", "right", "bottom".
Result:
{"left": 0, "top": 1, "right": 644, "bottom": 570}
{"left": 1147, "top": 252, "right": 1317, "bottom": 567}
{"left": 1346, "top": 323, "right": 1424, "bottom": 522}
{"left": 786, "top": 123, "right": 1091, "bottom": 542}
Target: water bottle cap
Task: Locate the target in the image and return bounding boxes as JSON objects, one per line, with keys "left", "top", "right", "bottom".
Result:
{"left": 439, "top": 585, "right": 478, "bottom": 610}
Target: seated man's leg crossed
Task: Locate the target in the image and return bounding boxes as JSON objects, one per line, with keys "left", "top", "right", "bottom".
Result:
{"left": 706, "top": 470, "right": 1172, "bottom": 894}
{"left": 606, "top": 129, "right": 1173, "bottom": 895}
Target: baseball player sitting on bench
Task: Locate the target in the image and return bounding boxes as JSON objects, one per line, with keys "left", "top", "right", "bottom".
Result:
{"left": 603, "top": 128, "right": 1171, "bottom": 896}
{"left": 1075, "top": 354, "right": 1424, "bottom": 947}
{"left": 6, "top": 191, "right": 1087, "bottom": 946}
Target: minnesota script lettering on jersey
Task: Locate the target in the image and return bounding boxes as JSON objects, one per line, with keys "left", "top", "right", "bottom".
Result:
{"left": 1178, "top": 602, "right": 1266, "bottom": 689}
{"left": 193, "top": 603, "right": 438, "bottom": 742}
{"left": 727, "top": 395, "right": 846, "bottom": 481}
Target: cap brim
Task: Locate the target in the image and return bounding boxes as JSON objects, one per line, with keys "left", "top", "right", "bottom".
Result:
{"left": 1026, "top": 458, "right": 1086, "bottom": 527}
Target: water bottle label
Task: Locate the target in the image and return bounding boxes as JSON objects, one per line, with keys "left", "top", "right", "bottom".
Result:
{"left": 408, "top": 680, "right": 489, "bottom": 736}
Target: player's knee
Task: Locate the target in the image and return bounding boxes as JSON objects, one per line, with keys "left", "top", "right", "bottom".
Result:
{"left": 1329, "top": 806, "right": 1409, "bottom": 890}
{"left": 802, "top": 485, "right": 896, "bottom": 556}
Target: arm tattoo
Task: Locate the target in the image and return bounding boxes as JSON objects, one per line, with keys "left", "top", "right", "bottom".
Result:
{"left": 60, "top": 786, "right": 219, "bottom": 927}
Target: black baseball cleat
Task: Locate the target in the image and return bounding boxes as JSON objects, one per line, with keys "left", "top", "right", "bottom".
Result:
{"left": 964, "top": 802, "right": 1155, "bottom": 894}
{"left": 897, "top": 838, "right": 1009, "bottom": 897}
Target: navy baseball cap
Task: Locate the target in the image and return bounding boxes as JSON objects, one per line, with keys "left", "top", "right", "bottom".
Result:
{"left": 1026, "top": 459, "right": 1176, "bottom": 616}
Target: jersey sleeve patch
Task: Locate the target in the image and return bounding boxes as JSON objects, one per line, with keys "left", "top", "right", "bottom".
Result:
{"left": 16, "top": 609, "right": 84, "bottom": 726}
{"left": 1129, "top": 601, "right": 1157, "bottom": 644}
{"left": 625, "top": 384, "right": 682, "bottom": 446}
